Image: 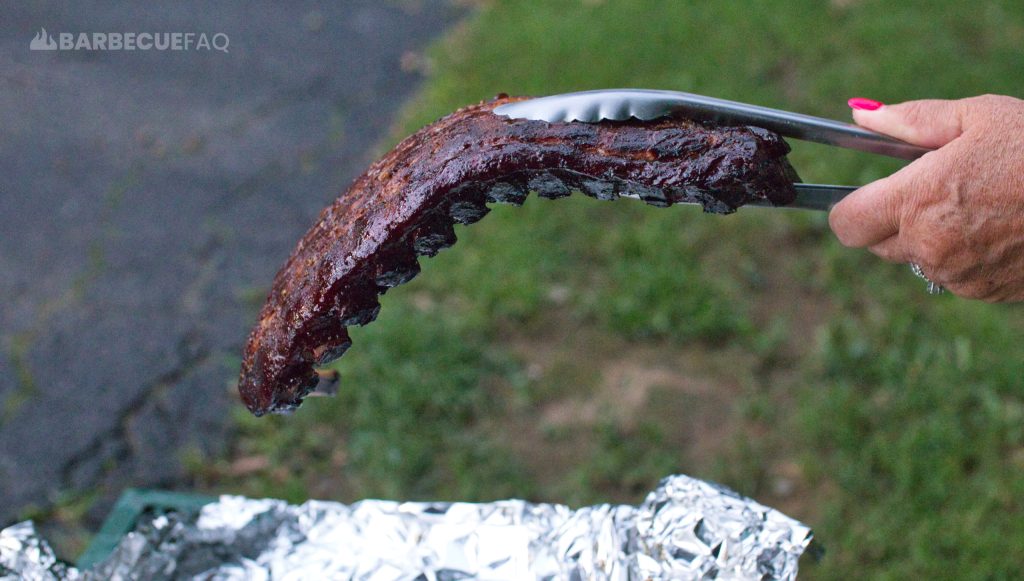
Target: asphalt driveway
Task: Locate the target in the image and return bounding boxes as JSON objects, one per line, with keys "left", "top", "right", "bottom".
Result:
{"left": 0, "top": 0, "right": 461, "bottom": 526}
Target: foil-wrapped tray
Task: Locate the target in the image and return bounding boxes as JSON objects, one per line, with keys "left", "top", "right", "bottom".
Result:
{"left": 0, "top": 475, "right": 812, "bottom": 580}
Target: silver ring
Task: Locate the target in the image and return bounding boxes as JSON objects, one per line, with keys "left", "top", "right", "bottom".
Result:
{"left": 910, "top": 263, "right": 945, "bottom": 295}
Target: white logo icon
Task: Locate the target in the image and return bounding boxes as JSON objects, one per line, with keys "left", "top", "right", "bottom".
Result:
{"left": 30, "top": 28, "right": 57, "bottom": 50}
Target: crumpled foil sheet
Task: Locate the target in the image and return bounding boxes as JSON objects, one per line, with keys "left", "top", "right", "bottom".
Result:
{"left": 0, "top": 522, "right": 77, "bottom": 580}
{"left": 0, "top": 475, "right": 812, "bottom": 580}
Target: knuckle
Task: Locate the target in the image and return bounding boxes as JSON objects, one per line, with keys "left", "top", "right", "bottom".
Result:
{"left": 970, "top": 94, "right": 1000, "bottom": 106}
{"left": 972, "top": 94, "right": 1009, "bottom": 107}
{"left": 913, "top": 236, "right": 951, "bottom": 270}
{"left": 963, "top": 94, "right": 1021, "bottom": 123}
{"left": 907, "top": 216, "right": 961, "bottom": 271}
{"left": 892, "top": 165, "right": 934, "bottom": 213}
{"left": 898, "top": 102, "right": 934, "bottom": 132}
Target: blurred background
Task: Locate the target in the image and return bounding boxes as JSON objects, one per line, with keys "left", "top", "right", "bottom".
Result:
{"left": 2, "top": 0, "right": 1023, "bottom": 578}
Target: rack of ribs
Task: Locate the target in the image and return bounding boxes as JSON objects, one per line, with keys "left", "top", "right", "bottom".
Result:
{"left": 238, "top": 95, "right": 799, "bottom": 416}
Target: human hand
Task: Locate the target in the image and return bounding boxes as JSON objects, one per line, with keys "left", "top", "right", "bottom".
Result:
{"left": 828, "top": 95, "right": 1024, "bottom": 302}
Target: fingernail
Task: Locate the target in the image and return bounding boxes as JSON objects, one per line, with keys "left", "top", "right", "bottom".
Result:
{"left": 848, "top": 97, "right": 884, "bottom": 111}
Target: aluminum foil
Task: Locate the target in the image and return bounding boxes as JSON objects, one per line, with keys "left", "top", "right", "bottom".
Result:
{"left": 0, "top": 522, "right": 77, "bottom": 581}
{"left": 0, "top": 475, "right": 812, "bottom": 580}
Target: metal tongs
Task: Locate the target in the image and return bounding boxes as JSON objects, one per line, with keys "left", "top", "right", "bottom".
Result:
{"left": 493, "top": 89, "right": 932, "bottom": 211}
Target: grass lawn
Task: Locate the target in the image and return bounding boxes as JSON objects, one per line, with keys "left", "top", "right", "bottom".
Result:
{"left": 197, "top": 1, "right": 1024, "bottom": 578}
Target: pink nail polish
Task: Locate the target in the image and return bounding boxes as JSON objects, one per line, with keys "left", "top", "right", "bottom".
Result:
{"left": 848, "top": 97, "right": 884, "bottom": 111}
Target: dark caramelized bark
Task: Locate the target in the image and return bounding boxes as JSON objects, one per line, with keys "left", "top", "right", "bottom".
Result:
{"left": 239, "top": 96, "right": 799, "bottom": 415}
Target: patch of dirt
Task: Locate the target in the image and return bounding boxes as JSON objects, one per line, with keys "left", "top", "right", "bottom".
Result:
{"left": 536, "top": 349, "right": 742, "bottom": 462}
{"left": 539, "top": 361, "right": 706, "bottom": 428}
{"left": 491, "top": 310, "right": 753, "bottom": 500}
{"left": 487, "top": 224, "right": 837, "bottom": 524}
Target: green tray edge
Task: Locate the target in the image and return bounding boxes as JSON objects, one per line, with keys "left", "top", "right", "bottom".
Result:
{"left": 76, "top": 488, "right": 216, "bottom": 569}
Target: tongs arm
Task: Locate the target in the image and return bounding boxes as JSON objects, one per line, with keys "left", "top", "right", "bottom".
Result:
{"left": 619, "top": 183, "right": 854, "bottom": 212}
{"left": 492, "top": 89, "right": 930, "bottom": 211}
{"left": 645, "top": 90, "right": 932, "bottom": 160}
{"left": 493, "top": 89, "right": 933, "bottom": 160}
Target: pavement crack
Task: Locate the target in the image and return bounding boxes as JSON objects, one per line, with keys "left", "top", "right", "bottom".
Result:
{"left": 56, "top": 337, "right": 211, "bottom": 491}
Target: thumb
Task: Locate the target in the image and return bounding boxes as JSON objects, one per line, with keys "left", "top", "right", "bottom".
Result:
{"left": 848, "top": 98, "right": 966, "bottom": 148}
